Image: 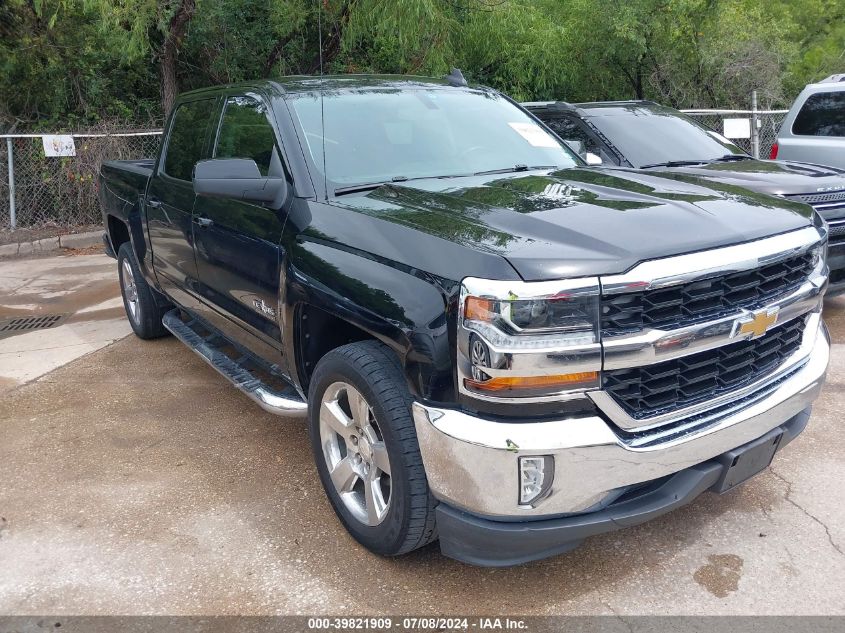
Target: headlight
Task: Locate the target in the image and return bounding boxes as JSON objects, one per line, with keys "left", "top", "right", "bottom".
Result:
{"left": 458, "top": 277, "right": 601, "bottom": 401}
{"left": 811, "top": 241, "right": 827, "bottom": 272}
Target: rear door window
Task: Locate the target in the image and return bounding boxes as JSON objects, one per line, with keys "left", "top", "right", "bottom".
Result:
{"left": 215, "top": 96, "right": 278, "bottom": 176}
{"left": 792, "top": 91, "right": 845, "bottom": 137}
{"left": 162, "top": 98, "right": 216, "bottom": 181}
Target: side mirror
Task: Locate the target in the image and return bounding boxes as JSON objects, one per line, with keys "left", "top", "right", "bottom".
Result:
{"left": 194, "top": 158, "right": 288, "bottom": 204}
{"left": 585, "top": 152, "right": 603, "bottom": 166}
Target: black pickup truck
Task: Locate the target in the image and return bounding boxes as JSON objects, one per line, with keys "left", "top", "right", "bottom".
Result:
{"left": 99, "top": 75, "right": 830, "bottom": 567}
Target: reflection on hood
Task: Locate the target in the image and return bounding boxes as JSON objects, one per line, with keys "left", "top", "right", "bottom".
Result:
{"left": 330, "top": 167, "right": 814, "bottom": 280}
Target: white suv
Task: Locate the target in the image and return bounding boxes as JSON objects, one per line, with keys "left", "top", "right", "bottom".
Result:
{"left": 774, "top": 74, "right": 845, "bottom": 168}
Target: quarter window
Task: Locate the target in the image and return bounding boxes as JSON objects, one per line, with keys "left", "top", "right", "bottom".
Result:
{"left": 163, "top": 98, "right": 215, "bottom": 181}
{"left": 793, "top": 91, "right": 845, "bottom": 137}
{"left": 215, "top": 96, "right": 278, "bottom": 176}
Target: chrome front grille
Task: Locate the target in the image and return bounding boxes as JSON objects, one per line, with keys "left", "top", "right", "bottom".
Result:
{"left": 602, "top": 318, "right": 806, "bottom": 420}
{"left": 600, "top": 252, "right": 815, "bottom": 335}
{"left": 785, "top": 190, "right": 845, "bottom": 214}
{"left": 828, "top": 218, "right": 845, "bottom": 243}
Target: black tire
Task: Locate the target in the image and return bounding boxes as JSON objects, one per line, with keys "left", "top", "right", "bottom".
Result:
{"left": 117, "top": 242, "right": 168, "bottom": 340}
{"left": 308, "top": 340, "right": 438, "bottom": 556}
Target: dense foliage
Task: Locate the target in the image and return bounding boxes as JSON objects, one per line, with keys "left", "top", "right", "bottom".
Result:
{"left": 1, "top": 0, "right": 843, "bottom": 130}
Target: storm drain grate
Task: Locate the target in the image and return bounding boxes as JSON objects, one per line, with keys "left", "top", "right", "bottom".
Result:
{"left": 0, "top": 314, "right": 66, "bottom": 339}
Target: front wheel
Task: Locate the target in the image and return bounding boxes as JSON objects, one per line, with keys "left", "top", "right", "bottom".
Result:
{"left": 117, "top": 242, "right": 168, "bottom": 340}
{"left": 308, "top": 340, "right": 437, "bottom": 556}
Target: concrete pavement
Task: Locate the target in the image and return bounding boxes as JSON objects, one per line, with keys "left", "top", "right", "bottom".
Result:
{"left": 0, "top": 254, "right": 843, "bottom": 615}
{"left": 0, "top": 253, "right": 131, "bottom": 393}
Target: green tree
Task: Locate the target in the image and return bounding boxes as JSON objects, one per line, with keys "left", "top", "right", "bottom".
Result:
{"left": 0, "top": 0, "right": 158, "bottom": 128}
{"left": 1, "top": 0, "right": 842, "bottom": 128}
{"left": 87, "top": 0, "right": 198, "bottom": 112}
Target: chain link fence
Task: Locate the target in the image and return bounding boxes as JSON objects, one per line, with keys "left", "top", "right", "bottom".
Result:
{"left": 681, "top": 110, "right": 788, "bottom": 160}
{"left": 0, "top": 131, "right": 162, "bottom": 239}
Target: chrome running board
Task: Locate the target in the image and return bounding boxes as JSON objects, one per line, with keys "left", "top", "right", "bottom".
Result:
{"left": 162, "top": 309, "right": 307, "bottom": 419}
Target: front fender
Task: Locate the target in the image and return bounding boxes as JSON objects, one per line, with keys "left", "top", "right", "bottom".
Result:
{"left": 284, "top": 238, "right": 458, "bottom": 401}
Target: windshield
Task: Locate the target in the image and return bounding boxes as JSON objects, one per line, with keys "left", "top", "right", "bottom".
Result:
{"left": 287, "top": 88, "right": 579, "bottom": 191}
{"left": 588, "top": 110, "right": 746, "bottom": 167}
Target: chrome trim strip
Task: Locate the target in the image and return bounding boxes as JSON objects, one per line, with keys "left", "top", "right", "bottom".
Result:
{"left": 462, "top": 276, "right": 602, "bottom": 300}
{"left": 601, "top": 271, "right": 826, "bottom": 371}
{"left": 601, "top": 227, "right": 824, "bottom": 295}
{"left": 591, "top": 311, "right": 821, "bottom": 431}
{"left": 813, "top": 201, "right": 845, "bottom": 210}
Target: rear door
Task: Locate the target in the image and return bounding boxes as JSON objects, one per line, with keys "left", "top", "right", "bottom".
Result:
{"left": 192, "top": 93, "right": 290, "bottom": 358}
{"left": 146, "top": 96, "right": 217, "bottom": 307}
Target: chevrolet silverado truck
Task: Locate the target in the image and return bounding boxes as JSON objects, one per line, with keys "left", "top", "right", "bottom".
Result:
{"left": 524, "top": 100, "right": 845, "bottom": 294}
{"left": 99, "top": 75, "right": 830, "bottom": 567}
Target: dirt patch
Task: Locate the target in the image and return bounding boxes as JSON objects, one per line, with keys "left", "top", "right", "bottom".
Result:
{"left": 62, "top": 244, "right": 105, "bottom": 257}
{"left": 0, "top": 225, "right": 101, "bottom": 246}
{"left": 693, "top": 554, "right": 744, "bottom": 598}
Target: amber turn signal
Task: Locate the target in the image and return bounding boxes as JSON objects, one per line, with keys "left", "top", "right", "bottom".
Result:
{"left": 464, "top": 297, "right": 495, "bottom": 322}
{"left": 465, "top": 371, "right": 599, "bottom": 392}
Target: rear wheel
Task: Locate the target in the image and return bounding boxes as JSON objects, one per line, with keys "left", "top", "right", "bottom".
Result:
{"left": 308, "top": 340, "right": 437, "bottom": 556}
{"left": 117, "top": 242, "right": 168, "bottom": 340}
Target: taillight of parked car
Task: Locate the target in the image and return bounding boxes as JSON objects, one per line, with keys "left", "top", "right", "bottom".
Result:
{"left": 770, "top": 142, "right": 779, "bottom": 159}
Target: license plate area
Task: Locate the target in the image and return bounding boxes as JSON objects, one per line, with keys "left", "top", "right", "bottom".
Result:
{"left": 713, "top": 429, "right": 783, "bottom": 493}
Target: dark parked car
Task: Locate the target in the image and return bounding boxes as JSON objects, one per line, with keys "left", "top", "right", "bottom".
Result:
{"left": 99, "top": 76, "right": 829, "bottom": 566}
{"left": 525, "top": 100, "right": 845, "bottom": 293}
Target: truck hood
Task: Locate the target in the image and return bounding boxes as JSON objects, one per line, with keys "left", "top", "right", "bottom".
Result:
{"left": 639, "top": 159, "right": 845, "bottom": 199}
{"left": 336, "top": 168, "right": 814, "bottom": 281}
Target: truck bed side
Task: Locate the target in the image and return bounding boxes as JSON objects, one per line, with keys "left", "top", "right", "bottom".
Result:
{"left": 99, "top": 159, "right": 155, "bottom": 265}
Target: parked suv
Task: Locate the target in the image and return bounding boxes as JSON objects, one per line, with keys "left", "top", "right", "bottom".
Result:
{"left": 99, "top": 76, "right": 829, "bottom": 566}
{"left": 774, "top": 74, "right": 845, "bottom": 169}
{"left": 525, "top": 100, "right": 845, "bottom": 293}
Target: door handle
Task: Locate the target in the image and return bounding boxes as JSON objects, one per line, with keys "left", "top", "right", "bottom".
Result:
{"left": 147, "top": 198, "right": 162, "bottom": 209}
{"left": 194, "top": 216, "right": 214, "bottom": 228}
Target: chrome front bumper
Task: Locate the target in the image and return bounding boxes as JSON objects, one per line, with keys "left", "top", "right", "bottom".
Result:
{"left": 412, "top": 319, "right": 829, "bottom": 519}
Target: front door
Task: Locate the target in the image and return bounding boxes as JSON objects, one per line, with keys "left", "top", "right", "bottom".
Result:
{"left": 192, "top": 94, "right": 290, "bottom": 361}
{"left": 146, "top": 96, "right": 217, "bottom": 308}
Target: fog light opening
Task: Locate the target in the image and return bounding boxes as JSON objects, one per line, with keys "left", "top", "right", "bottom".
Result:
{"left": 519, "top": 455, "right": 555, "bottom": 506}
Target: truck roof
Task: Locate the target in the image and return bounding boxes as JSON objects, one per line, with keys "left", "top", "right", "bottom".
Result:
{"left": 177, "top": 74, "right": 481, "bottom": 100}
{"left": 523, "top": 100, "right": 670, "bottom": 118}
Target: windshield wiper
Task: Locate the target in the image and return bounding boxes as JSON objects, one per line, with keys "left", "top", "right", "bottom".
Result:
{"left": 334, "top": 173, "right": 476, "bottom": 196}
{"left": 712, "top": 154, "right": 754, "bottom": 162}
{"left": 473, "top": 164, "right": 558, "bottom": 176}
{"left": 639, "top": 160, "right": 710, "bottom": 169}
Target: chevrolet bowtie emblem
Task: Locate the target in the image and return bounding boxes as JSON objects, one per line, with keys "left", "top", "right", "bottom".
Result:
{"left": 732, "top": 308, "right": 779, "bottom": 339}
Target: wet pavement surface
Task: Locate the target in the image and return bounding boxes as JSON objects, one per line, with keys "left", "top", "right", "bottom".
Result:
{"left": 0, "top": 254, "right": 843, "bottom": 615}
{"left": 0, "top": 253, "right": 130, "bottom": 392}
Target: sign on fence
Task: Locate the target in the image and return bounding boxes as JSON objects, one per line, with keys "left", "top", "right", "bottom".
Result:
{"left": 722, "top": 118, "right": 751, "bottom": 139}
{"left": 42, "top": 135, "right": 76, "bottom": 157}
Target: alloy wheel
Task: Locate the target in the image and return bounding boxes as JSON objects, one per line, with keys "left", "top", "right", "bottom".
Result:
{"left": 318, "top": 381, "right": 392, "bottom": 526}
{"left": 121, "top": 259, "right": 139, "bottom": 324}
